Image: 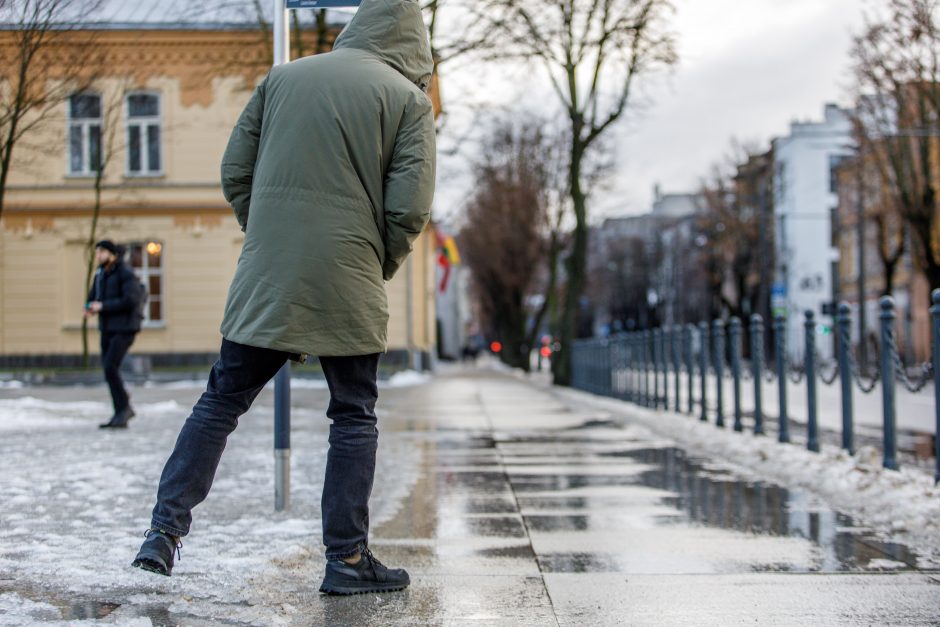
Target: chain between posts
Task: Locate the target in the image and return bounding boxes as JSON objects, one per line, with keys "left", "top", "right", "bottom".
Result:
{"left": 886, "top": 328, "right": 933, "bottom": 393}
{"left": 839, "top": 319, "right": 880, "bottom": 394}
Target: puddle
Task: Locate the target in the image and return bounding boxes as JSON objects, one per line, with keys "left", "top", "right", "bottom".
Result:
{"left": 501, "top": 432, "right": 929, "bottom": 573}
{"left": 625, "top": 446, "right": 926, "bottom": 571}
{"left": 60, "top": 600, "right": 121, "bottom": 620}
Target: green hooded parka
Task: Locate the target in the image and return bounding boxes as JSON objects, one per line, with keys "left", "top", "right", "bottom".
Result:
{"left": 219, "top": 0, "right": 436, "bottom": 357}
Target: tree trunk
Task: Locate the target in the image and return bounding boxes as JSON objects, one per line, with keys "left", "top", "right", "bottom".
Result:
{"left": 82, "top": 170, "right": 105, "bottom": 368}
{"left": 553, "top": 144, "right": 587, "bottom": 386}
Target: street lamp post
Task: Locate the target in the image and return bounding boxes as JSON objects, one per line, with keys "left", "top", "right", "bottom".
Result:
{"left": 855, "top": 155, "right": 868, "bottom": 371}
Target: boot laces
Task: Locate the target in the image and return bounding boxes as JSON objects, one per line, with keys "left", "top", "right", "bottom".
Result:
{"left": 362, "top": 547, "right": 385, "bottom": 569}
{"left": 144, "top": 528, "right": 182, "bottom": 561}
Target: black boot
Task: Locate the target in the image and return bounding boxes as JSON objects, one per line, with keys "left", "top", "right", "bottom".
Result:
{"left": 132, "top": 529, "right": 181, "bottom": 576}
{"left": 319, "top": 548, "right": 410, "bottom": 595}
{"left": 99, "top": 407, "right": 135, "bottom": 429}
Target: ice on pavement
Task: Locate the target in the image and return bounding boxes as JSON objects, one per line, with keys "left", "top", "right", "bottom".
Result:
{"left": 0, "top": 386, "right": 422, "bottom": 625}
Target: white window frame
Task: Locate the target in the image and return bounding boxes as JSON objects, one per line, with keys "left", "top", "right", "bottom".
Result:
{"left": 125, "top": 240, "right": 165, "bottom": 328}
{"left": 124, "top": 91, "right": 164, "bottom": 177}
{"left": 66, "top": 92, "right": 102, "bottom": 177}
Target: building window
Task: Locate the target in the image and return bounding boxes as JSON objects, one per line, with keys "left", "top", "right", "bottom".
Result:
{"left": 126, "top": 93, "right": 162, "bottom": 176}
{"left": 68, "top": 93, "right": 102, "bottom": 175}
{"left": 126, "top": 241, "right": 164, "bottom": 325}
{"left": 829, "top": 154, "right": 849, "bottom": 194}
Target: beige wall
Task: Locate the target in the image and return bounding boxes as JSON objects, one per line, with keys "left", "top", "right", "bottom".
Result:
{"left": 0, "top": 28, "right": 436, "bottom": 359}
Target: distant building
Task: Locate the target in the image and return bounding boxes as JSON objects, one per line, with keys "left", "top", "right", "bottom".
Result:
{"left": 590, "top": 186, "right": 700, "bottom": 333}
{"left": 772, "top": 103, "right": 853, "bottom": 360}
{"left": 0, "top": 24, "right": 440, "bottom": 367}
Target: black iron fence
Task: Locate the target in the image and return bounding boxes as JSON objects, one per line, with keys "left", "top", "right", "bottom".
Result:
{"left": 571, "top": 291, "right": 940, "bottom": 483}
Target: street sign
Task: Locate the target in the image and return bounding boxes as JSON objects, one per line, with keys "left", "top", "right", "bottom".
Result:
{"left": 286, "top": 0, "right": 361, "bottom": 7}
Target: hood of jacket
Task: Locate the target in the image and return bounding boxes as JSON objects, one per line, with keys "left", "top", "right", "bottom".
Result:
{"left": 333, "top": 0, "right": 433, "bottom": 92}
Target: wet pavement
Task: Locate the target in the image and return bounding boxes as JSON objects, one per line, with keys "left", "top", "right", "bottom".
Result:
{"left": 0, "top": 367, "right": 938, "bottom": 625}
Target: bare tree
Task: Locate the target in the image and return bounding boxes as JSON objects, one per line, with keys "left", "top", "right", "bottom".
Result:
{"left": 695, "top": 145, "right": 770, "bottom": 323}
{"left": 464, "top": 0, "right": 677, "bottom": 384}
{"left": 851, "top": 0, "right": 940, "bottom": 291}
{"left": 0, "top": 0, "right": 104, "bottom": 220}
{"left": 458, "top": 117, "right": 564, "bottom": 371}
{"left": 79, "top": 78, "right": 134, "bottom": 367}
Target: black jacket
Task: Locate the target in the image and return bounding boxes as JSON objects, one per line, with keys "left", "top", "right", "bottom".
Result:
{"left": 88, "top": 261, "right": 142, "bottom": 333}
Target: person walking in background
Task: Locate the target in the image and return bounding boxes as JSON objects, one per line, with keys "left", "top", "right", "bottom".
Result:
{"left": 132, "top": 0, "right": 436, "bottom": 596}
{"left": 85, "top": 239, "right": 142, "bottom": 429}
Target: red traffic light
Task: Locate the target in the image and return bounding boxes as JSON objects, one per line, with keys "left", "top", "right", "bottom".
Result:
{"left": 540, "top": 346, "right": 552, "bottom": 358}
{"left": 490, "top": 341, "right": 502, "bottom": 353}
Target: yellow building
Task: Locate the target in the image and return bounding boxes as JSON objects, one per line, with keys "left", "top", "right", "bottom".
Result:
{"left": 0, "top": 25, "right": 437, "bottom": 368}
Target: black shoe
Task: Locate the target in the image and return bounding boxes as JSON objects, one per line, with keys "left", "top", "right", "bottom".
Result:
{"left": 319, "top": 548, "right": 409, "bottom": 595}
{"left": 99, "top": 407, "right": 135, "bottom": 429}
{"left": 132, "top": 529, "right": 181, "bottom": 576}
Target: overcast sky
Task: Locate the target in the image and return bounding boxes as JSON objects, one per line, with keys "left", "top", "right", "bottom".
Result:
{"left": 434, "top": 0, "right": 869, "bottom": 223}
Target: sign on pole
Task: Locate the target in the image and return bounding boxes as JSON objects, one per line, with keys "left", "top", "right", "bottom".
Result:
{"left": 286, "top": 0, "right": 362, "bottom": 7}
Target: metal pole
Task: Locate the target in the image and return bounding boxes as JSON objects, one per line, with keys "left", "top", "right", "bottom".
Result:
{"left": 774, "top": 314, "right": 790, "bottom": 443}
{"left": 274, "top": 362, "right": 291, "bottom": 511}
{"left": 713, "top": 319, "right": 725, "bottom": 428}
{"left": 750, "top": 314, "right": 764, "bottom": 435}
{"left": 653, "top": 329, "right": 661, "bottom": 408}
{"left": 272, "top": 0, "right": 291, "bottom": 512}
{"left": 685, "top": 324, "right": 694, "bottom": 414}
{"left": 273, "top": 0, "right": 290, "bottom": 66}
{"left": 699, "top": 321, "right": 709, "bottom": 422}
{"left": 672, "top": 325, "right": 681, "bottom": 412}
{"left": 805, "top": 311, "right": 819, "bottom": 453}
{"left": 730, "top": 317, "right": 743, "bottom": 432}
{"left": 879, "top": 296, "right": 898, "bottom": 470}
{"left": 931, "top": 289, "right": 940, "bottom": 483}
{"left": 659, "top": 328, "right": 669, "bottom": 410}
{"left": 855, "top": 159, "right": 869, "bottom": 372}
{"left": 837, "top": 302, "right": 855, "bottom": 454}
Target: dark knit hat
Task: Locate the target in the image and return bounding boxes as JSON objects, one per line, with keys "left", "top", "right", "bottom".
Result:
{"left": 95, "top": 240, "right": 119, "bottom": 255}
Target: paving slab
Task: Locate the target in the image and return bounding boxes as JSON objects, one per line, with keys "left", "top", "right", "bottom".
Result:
{"left": 0, "top": 366, "right": 938, "bottom": 625}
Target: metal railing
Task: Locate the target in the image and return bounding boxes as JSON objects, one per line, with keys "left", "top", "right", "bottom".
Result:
{"left": 571, "top": 290, "right": 940, "bottom": 483}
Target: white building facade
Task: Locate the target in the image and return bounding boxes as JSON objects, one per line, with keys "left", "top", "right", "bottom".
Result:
{"left": 773, "top": 104, "right": 854, "bottom": 360}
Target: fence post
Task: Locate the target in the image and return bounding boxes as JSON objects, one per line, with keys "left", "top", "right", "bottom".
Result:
{"left": 627, "top": 331, "right": 640, "bottom": 403}
{"left": 730, "top": 317, "right": 743, "bottom": 432}
{"left": 750, "top": 314, "right": 765, "bottom": 435}
{"left": 774, "top": 314, "right": 790, "bottom": 443}
{"left": 605, "top": 338, "right": 613, "bottom": 397}
{"left": 880, "top": 296, "right": 898, "bottom": 470}
{"left": 713, "top": 319, "right": 726, "bottom": 428}
{"left": 685, "top": 324, "right": 694, "bottom": 414}
{"left": 699, "top": 321, "right": 709, "bottom": 422}
{"left": 931, "top": 289, "right": 940, "bottom": 483}
{"left": 659, "top": 327, "right": 669, "bottom": 410}
{"left": 672, "top": 326, "right": 681, "bottom": 411}
{"left": 836, "top": 302, "right": 855, "bottom": 454}
{"left": 805, "top": 310, "right": 819, "bottom": 452}
{"left": 652, "top": 328, "right": 661, "bottom": 408}
{"left": 640, "top": 330, "right": 649, "bottom": 407}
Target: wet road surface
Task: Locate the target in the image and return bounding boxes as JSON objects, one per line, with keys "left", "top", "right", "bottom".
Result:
{"left": 0, "top": 367, "right": 938, "bottom": 625}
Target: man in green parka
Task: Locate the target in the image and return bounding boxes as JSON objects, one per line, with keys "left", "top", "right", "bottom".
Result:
{"left": 132, "top": 0, "right": 435, "bottom": 595}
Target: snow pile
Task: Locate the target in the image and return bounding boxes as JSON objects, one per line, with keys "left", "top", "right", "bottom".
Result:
{"left": 0, "top": 380, "right": 24, "bottom": 389}
{"left": 385, "top": 370, "right": 431, "bottom": 387}
{"left": 554, "top": 385, "right": 940, "bottom": 565}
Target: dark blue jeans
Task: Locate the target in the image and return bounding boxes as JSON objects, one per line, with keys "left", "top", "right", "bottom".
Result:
{"left": 150, "top": 338, "right": 381, "bottom": 560}
{"left": 101, "top": 331, "right": 136, "bottom": 414}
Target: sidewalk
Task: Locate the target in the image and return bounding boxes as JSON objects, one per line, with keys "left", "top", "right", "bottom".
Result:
{"left": 0, "top": 366, "right": 938, "bottom": 625}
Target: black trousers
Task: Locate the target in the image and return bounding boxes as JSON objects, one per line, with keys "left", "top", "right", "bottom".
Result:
{"left": 100, "top": 331, "right": 136, "bottom": 413}
{"left": 151, "top": 339, "right": 381, "bottom": 559}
